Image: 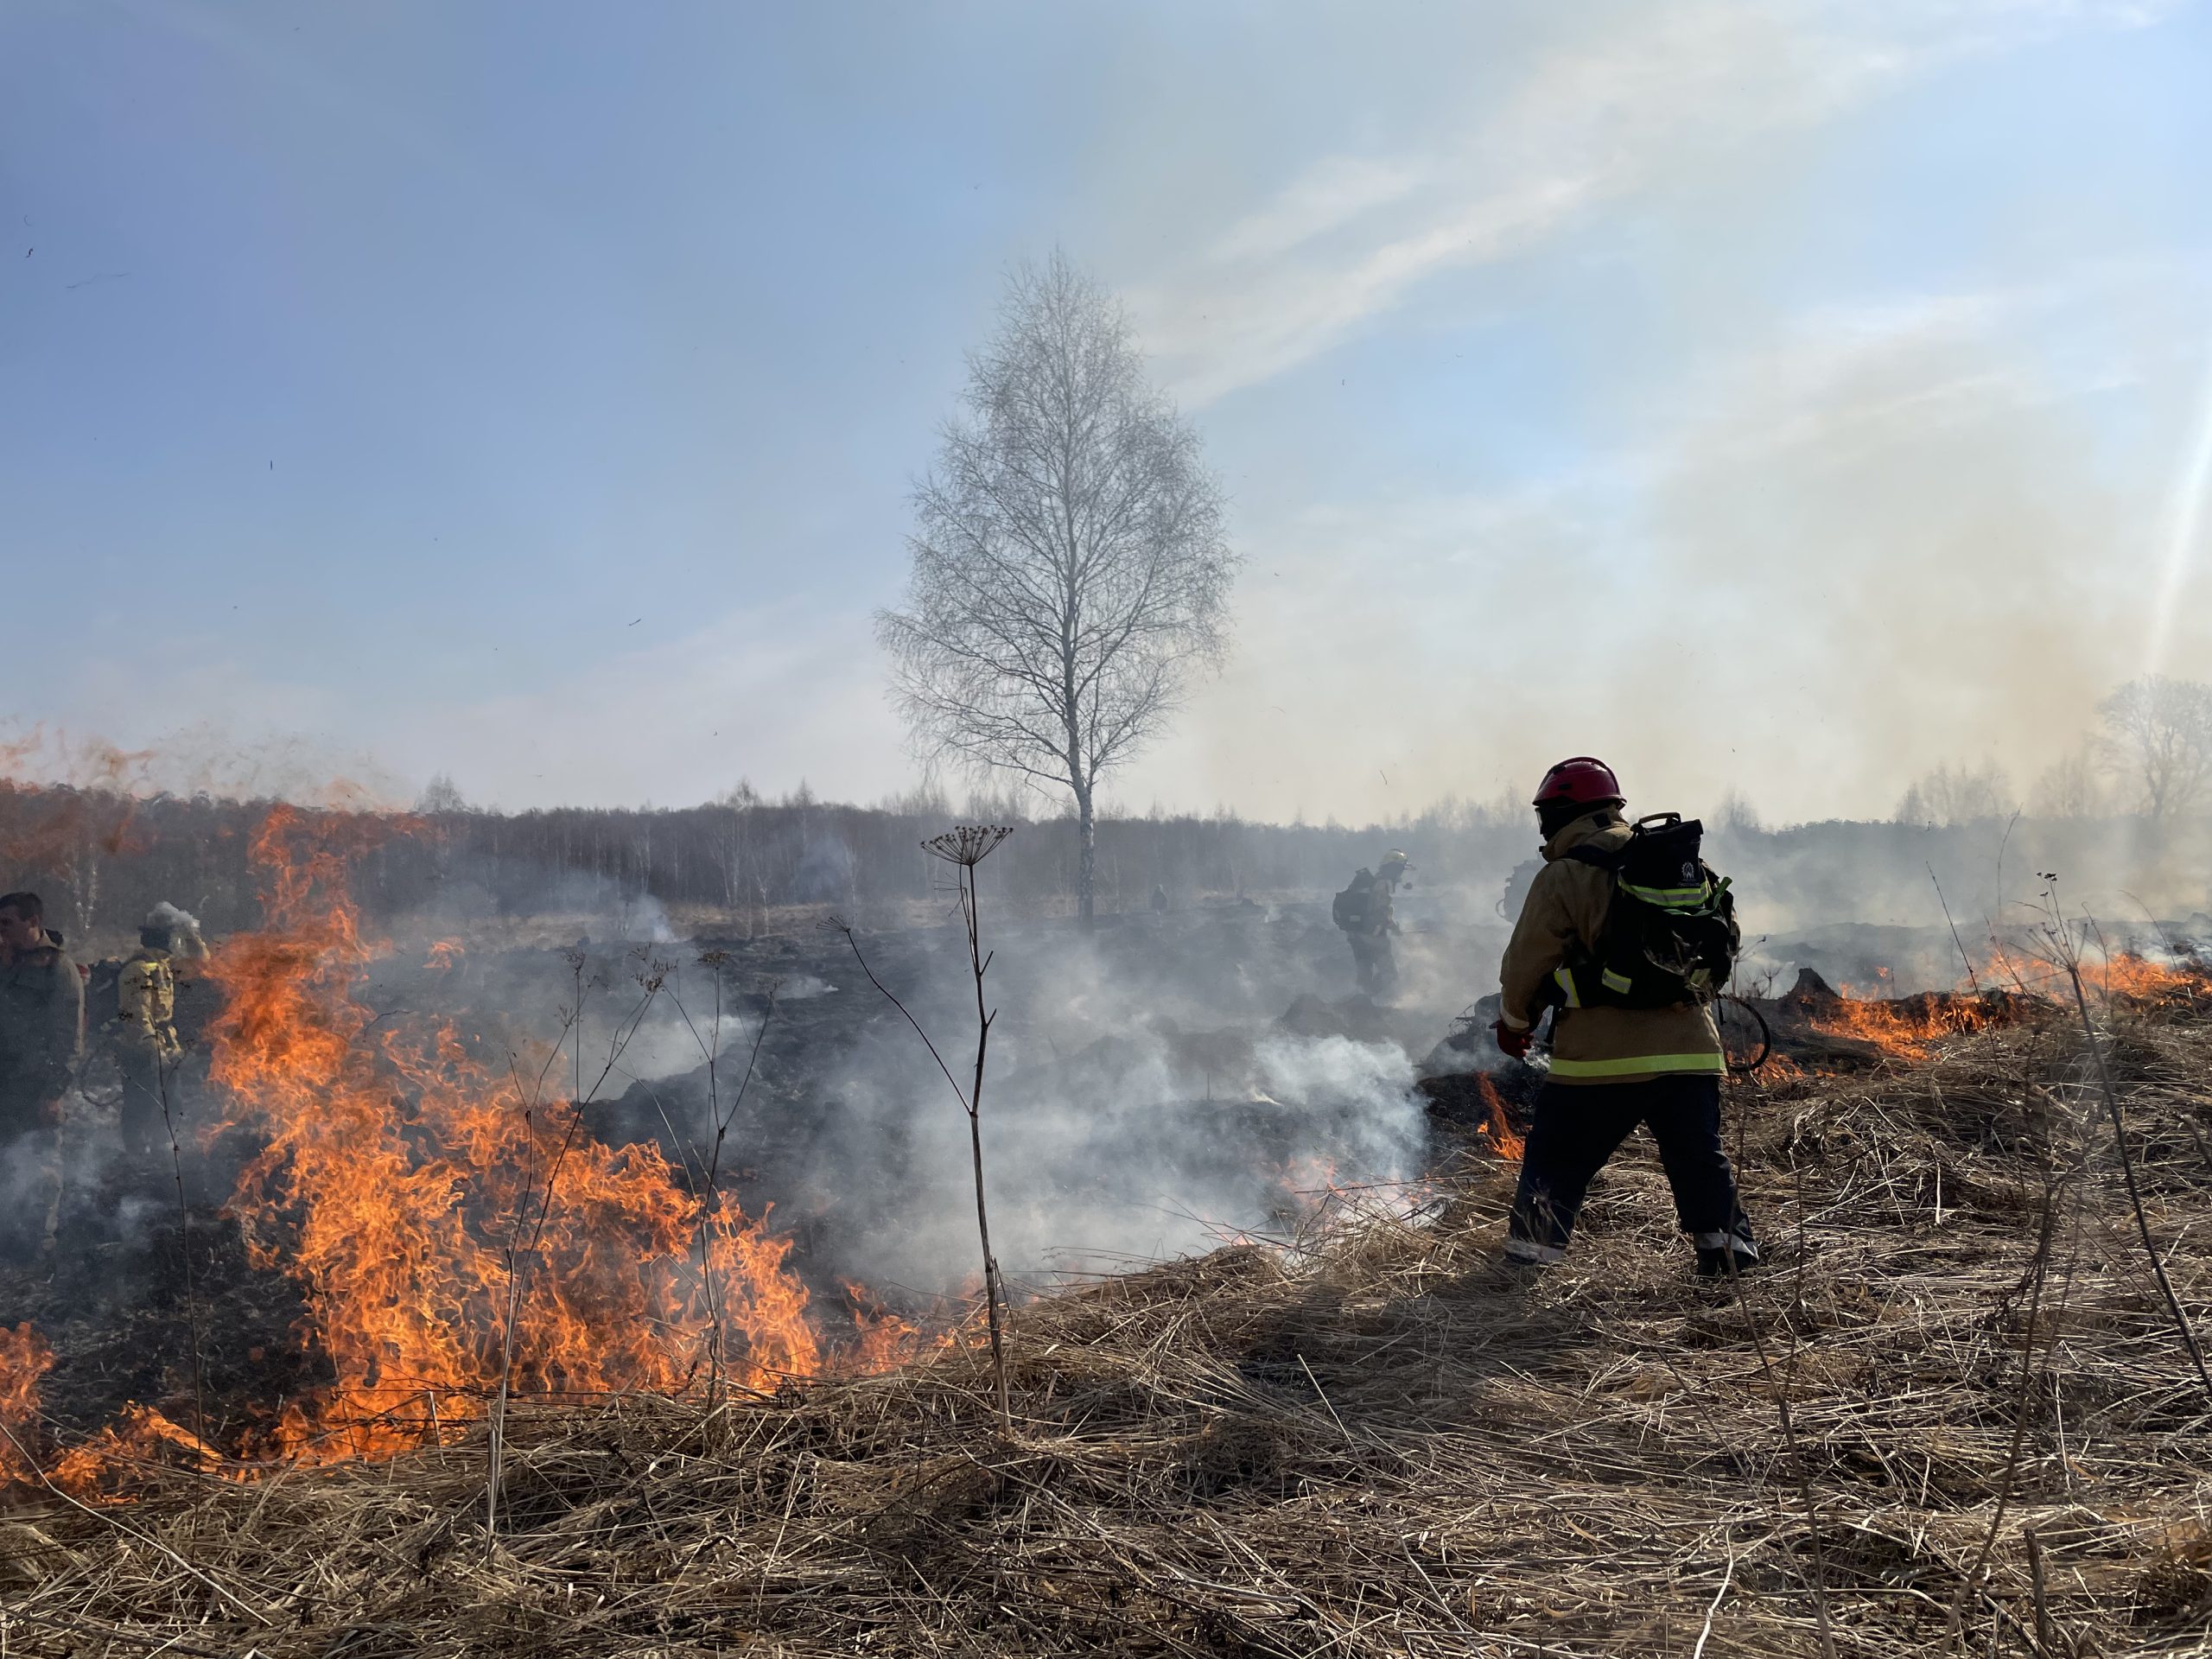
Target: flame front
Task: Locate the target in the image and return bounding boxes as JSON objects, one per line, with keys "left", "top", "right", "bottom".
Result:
{"left": 207, "top": 806, "right": 830, "bottom": 1462}
{"left": 1809, "top": 987, "right": 1999, "bottom": 1059}
{"left": 1808, "top": 949, "right": 2211, "bottom": 1062}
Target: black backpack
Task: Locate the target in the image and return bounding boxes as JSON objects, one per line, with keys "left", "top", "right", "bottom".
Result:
{"left": 85, "top": 957, "right": 122, "bottom": 1033}
{"left": 1557, "top": 814, "right": 1738, "bottom": 1009}
{"left": 1331, "top": 871, "right": 1373, "bottom": 931}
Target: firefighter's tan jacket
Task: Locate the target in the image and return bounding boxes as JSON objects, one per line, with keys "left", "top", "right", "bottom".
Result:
{"left": 1497, "top": 807, "right": 1723, "bottom": 1085}
{"left": 116, "top": 949, "right": 181, "bottom": 1063}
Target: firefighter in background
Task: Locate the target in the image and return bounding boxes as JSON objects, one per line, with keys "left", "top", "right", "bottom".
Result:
{"left": 1491, "top": 759, "right": 1756, "bottom": 1277}
{"left": 1333, "top": 849, "right": 1411, "bottom": 997}
{"left": 115, "top": 912, "right": 186, "bottom": 1160}
{"left": 0, "top": 892, "right": 84, "bottom": 1261}
{"left": 147, "top": 902, "right": 218, "bottom": 1052}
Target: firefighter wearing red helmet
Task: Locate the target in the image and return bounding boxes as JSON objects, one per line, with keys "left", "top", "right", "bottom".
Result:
{"left": 1491, "top": 759, "right": 1756, "bottom": 1277}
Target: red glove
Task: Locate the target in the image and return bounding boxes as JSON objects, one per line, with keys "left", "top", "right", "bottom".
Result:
{"left": 1492, "top": 1019, "right": 1533, "bottom": 1061}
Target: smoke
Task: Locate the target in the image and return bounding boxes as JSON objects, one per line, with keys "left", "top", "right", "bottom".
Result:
{"left": 1136, "top": 262, "right": 2209, "bottom": 829}
{"left": 791, "top": 914, "right": 1433, "bottom": 1295}
{"left": 144, "top": 901, "right": 200, "bottom": 934}
{"left": 793, "top": 831, "right": 857, "bottom": 906}
{"left": 818, "top": 1022, "right": 1427, "bottom": 1293}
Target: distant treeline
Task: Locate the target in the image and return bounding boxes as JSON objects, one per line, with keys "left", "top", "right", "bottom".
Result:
{"left": 3, "top": 781, "right": 2204, "bottom": 952}
{"left": 0, "top": 783, "right": 1527, "bottom": 945}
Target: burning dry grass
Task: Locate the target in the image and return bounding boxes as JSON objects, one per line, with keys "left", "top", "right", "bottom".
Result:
{"left": 4, "top": 1011, "right": 2212, "bottom": 1656}
{"left": 186, "top": 805, "right": 842, "bottom": 1465}
{"left": 1802, "top": 951, "right": 2212, "bottom": 1063}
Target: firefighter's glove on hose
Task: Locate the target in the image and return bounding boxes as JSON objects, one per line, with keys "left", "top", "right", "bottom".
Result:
{"left": 1492, "top": 1019, "right": 1533, "bottom": 1061}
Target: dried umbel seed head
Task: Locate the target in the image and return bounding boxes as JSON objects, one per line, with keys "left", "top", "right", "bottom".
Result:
{"left": 922, "top": 825, "right": 1013, "bottom": 868}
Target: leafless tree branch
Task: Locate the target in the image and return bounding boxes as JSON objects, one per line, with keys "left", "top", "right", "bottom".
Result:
{"left": 878, "top": 252, "right": 1237, "bottom": 919}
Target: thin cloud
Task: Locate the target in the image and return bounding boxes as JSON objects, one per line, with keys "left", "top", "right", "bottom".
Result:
{"left": 1130, "top": 0, "right": 2183, "bottom": 406}
{"left": 1205, "top": 156, "right": 1426, "bottom": 266}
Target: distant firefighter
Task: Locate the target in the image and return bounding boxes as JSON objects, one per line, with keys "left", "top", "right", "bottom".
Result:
{"left": 1492, "top": 758, "right": 1753, "bottom": 1278}
{"left": 0, "top": 892, "right": 84, "bottom": 1260}
{"left": 1332, "top": 849, "right": 1410, "bottom": 997}
{"left": 113, "top": 910, "right": 188, "bottom": 1160}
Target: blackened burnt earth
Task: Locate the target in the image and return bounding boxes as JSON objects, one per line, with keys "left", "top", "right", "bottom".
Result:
{"left": 0, "top": 1159, "right": 322, "bottom": 1457}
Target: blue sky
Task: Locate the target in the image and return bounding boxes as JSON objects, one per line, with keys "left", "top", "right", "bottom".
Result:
{"left": 3, "top": 0, "right": 2209, "bottom": 821}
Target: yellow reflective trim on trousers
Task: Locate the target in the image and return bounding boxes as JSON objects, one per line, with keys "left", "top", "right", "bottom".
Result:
{"left": 1548, "top": 1051, "right": 1726, "bottom": 1079}
{"left": 1620, "top": 880, "right": 1710, "bottom": 906}
{"left": 1552, "top": 966, "right": 1581, "bottom": 1008}
{"left": 1599, "top": 968, "right": 1633, "bottom": 994}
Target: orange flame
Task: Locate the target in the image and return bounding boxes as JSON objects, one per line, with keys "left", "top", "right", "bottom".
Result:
{"left": 1474, "top": 1075, "right": 1525, "bottom": 1160}
{"left": 200, "top": 805, "right": 839, "bottom": 1464}
{"left": 0, "top": 1322, "right": 53, "bottom": 1483}
{"left": 1809, "top": 949, "right": 2209, "bottom": 1062}
{"left": 1810, "top": 987, "right": 2000, "bottom": 1060}
{"left": 50, "top": 1405, "right": 223, "bottom": 1498}
{"left": 836, "top": 1280, "right": 922, "bottom": 1373}
{"left": 2082, "top": 951, "right": 2211, "bottom": 1006}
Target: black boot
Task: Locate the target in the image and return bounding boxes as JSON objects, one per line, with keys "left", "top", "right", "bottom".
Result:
{"left": 1695, "top": 1245, "right": 1758, "bottom": 1279}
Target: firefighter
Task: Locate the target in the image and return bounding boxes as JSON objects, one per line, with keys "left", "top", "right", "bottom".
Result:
{"left": 1491, "top": 760, "right": 1756, "bottom": 1277}
{"left": 0, "top": 892, "right": 84, "bottom": 1260}
{"left": 114, "top": 912, "right": 185, "bottom": 1160}
{"left": 146, "top": 903, "right": 217, "bottom": 1050}
{"left": 1334, "top": 850, "right": 1411, "bottom": 997}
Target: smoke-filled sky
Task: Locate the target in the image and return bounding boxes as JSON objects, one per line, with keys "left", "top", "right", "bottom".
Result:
{"left": 4, "top": 0, "right": 2210, "bottom": 823}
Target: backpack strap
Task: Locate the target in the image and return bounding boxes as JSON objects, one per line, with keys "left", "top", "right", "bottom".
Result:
{"left": 1560, "top": 843, "right": 1623, "bottom": 872}
{"left": 1548, "top": 843, "right": 1624, "bottom": 1005}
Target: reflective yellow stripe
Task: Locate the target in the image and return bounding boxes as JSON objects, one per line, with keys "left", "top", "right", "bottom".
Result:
{"left": 1552, "top": 966, "right": 1580, "bottom": 1008}
{"left": 1620, "top": 880, "right": 1711, "bottom": 907}
{"left": 1548, "top": 1051, "right": 1726, "bottom": 1078}
{"left": 1600, "top": 968, "right": 1633, "bottom": 994}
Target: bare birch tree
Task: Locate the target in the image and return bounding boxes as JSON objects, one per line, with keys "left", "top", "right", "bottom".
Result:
{"left": 1892, "top": 760, "right": 2017, "bottom": 827}
{"left": 878, "top": 254, "right": 1236, "bottom": 921}
{"left": 2097, "top": 675, "right": 2212, "bottom": 818}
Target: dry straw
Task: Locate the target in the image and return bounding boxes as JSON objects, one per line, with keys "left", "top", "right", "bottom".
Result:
{"left": 5, "top": 997, "right": 2212, "bottom": 1656}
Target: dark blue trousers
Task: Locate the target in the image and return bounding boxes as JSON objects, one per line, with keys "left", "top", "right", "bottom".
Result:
{"left": 1505, "top": 1075, "right": 1754, "bottom": 1264}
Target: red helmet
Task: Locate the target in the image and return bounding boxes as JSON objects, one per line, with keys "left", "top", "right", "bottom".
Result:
{"left": 1532, "top": 756, "right": 1623, "bottom": 809}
